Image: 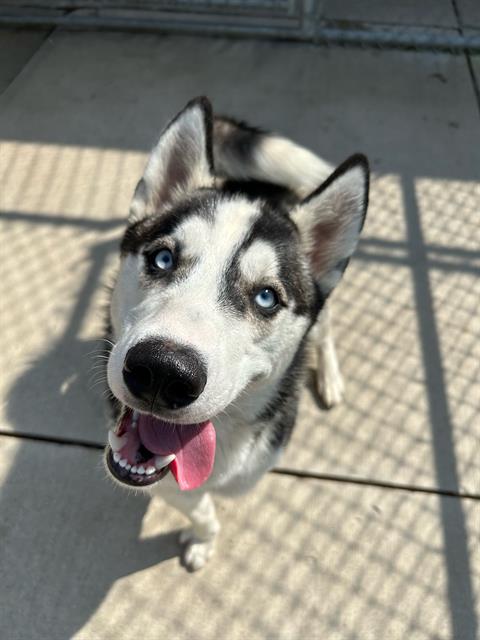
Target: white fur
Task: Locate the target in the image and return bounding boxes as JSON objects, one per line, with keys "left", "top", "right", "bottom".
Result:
{"left": 215, "top": 133, "right": 333, "bottom": 199}
{"left": 253, "top": 137, "right": 333, "bottom": 198}
{"left": 106, "top": 100, "right": 367, "bottom": 570}
{"left": 240, "top": 240, "right": 279, "bottom": 283}
{"left": 311, "top": 304, "right": 345, "bottom": 408}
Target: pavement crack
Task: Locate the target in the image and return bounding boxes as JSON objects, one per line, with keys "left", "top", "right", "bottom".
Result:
{"left": 0, "top": 430, "right": 478, "bottom": 501}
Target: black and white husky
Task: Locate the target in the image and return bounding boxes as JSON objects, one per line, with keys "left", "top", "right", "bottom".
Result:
{"left": 104, "top": 97, "right": 369, "bottom": 570}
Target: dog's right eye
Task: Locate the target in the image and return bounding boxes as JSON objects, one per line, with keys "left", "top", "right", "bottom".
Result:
{"left": 149, "top": 248, "right": 174, "bottom": 272}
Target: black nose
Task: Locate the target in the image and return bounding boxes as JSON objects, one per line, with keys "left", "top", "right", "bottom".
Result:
{"left": 123, "top": 339, "right": 207, "bottom": 410}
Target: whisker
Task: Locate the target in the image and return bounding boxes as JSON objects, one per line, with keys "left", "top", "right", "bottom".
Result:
{"left": 88, "top": 372, "right": 107, "bottom": 382}
{"left": 88, "top": 367, "right": 106, "bottom": 376}
{"left": 89, "top": 371, "right": 108, "bottom": 382}
{"left": 88, "top": 374, "right": 108, "bottom": 385}
{"left": 84, "top": 347, "right": 113, "bottom": 357}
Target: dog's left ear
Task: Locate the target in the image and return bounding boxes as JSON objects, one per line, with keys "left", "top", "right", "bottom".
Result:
{"left": 292, "top": 154, "right": 369, "bottom": 298}
{"left": 129, "top": 97, "right": 214, "bottom": 221}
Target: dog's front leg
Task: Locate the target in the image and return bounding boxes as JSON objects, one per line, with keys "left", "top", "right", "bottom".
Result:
{"left": 314, "top": 302, "right": 345, "bottom": 408}
{"left": 163, "top": 490, "right": 220, "bottom": 571}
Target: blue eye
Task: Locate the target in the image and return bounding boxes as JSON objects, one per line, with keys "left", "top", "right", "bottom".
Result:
{"left": 254, "top": 288, "right": 279, "bottom": 312}
{"left": 152, "top": 248, "right": 174, "bottom": 271}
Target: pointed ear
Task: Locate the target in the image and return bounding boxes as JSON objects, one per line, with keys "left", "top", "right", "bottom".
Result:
{"left": 292, "top": 154, "right": 369, "bottom": 298}
{"left": 129, "top": 97, "right": 214, "bottom": 221}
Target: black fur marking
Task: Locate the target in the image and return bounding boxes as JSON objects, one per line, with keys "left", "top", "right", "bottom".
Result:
{"left": 121, "top": 191, "right": 217, "bottom": 255}
{"left": 219, "top": 252, "right": 249, "bottom": 315}
{"left": 247, "top": 203, "right": 318, "bottom": 319}
{"left": 222, "top": 179, "right": 299, "bottom": 210}
{"left": 218, "top": 196, "right": 322, "bottom": 323}
{"left": 257, "top": 335, "right": 309, "bottom": 449}
{"left": 214, "top": 115, "right": 267, "bottom": 166}
{"left": 312, "top": 281, "right": 327, "bottom": 318}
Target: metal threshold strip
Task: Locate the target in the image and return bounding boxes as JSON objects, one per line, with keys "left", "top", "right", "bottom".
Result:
{"left": 1, "top": 10, "right": 479, "bottom": 53}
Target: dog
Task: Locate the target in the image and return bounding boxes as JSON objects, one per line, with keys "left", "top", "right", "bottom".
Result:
{"left": 103, "top": 97, "right": 369, "bottom": 571}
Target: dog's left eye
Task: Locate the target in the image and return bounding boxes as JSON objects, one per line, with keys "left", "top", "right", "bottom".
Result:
{"left": 254, "top": 288, "right": 279, "bottom": 312}
{"left": 151, "top": 248, "right": 174, "bottom": 272}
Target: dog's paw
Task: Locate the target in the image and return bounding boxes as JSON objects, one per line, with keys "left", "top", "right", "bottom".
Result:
{"left": 316, "top": 367, "right": 345, "bottom": 409}
{"left": 179, "top": 529, "right": 215, "bottom": 572}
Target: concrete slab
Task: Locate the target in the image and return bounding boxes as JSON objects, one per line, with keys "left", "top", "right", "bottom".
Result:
{"left": 322, "top": 1, "right": 457, "bottom": 28}
{"left": 457, "top": 0, "right": 480, "bottom": 28}
{"left": 1, "top": 32, "right": 479, "bottom": 494}
{"left": 0, "top": 28, "right": 49, "bottom": 95}
{"left": 472, "top": 53, "right": 480, "bottom": 81}
{"left": 0, "top": 438, "right": 478, "bottom": 640}
{"left": 1, "top": 32, "right": 478, "bottom": 181}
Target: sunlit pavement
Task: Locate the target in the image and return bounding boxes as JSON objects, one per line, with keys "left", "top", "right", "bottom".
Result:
{"left": 0, "top": 25, "right": 479, "bottom": 640}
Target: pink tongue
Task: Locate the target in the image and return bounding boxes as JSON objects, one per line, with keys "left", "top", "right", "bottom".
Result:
{"left": 138, "top": 415, "right": 216, "bottom": 491}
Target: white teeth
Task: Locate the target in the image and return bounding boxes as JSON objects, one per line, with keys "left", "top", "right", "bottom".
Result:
{"left": 109, "top": 428, "right": 173, "bottom": 478}
{"left": 155, "top": 454, "right": 175, "bottom": 470}
{"left": 108, "top": 431, "right": 127, "bottom": 452}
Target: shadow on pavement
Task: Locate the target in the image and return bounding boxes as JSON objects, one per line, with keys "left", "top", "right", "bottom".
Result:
{"left": 1, "top": 228, "right": 186, "bottom": 636}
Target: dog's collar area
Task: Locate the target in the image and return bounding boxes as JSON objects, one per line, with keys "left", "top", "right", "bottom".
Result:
{"left": 105, "top": 409, "right": 216, "bottom": 490}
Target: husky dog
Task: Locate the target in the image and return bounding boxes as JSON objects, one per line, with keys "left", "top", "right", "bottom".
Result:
{"left": 104, "top": 97, "right": 369, "bottom": 570}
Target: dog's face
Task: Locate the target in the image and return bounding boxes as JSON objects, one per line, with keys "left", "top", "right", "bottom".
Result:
{"left": 108, "top": 192, "right": 317, "bottom": 425}
{"left": 105, "top": 97, "right": 368, "bottom": 490}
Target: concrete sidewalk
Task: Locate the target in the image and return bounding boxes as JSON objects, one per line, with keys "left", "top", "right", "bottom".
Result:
{"left": 0, "top": 28, "right": 479, "bottom": 640}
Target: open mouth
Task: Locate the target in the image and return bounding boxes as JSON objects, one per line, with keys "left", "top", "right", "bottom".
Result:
{"left": 105, "top": 409, "right": 216, "bottom": 491}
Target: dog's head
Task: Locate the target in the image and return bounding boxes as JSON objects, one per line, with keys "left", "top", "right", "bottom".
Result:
{"left": 105, "top": 97, "right": 368, "bottom": 490}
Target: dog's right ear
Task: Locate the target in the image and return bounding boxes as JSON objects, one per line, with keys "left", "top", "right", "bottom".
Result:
{"left": 291, "top": 154, "right": 369, "bottom": 298}
{"left": 129, "top": 97, "right": 214, "bottom": 221}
